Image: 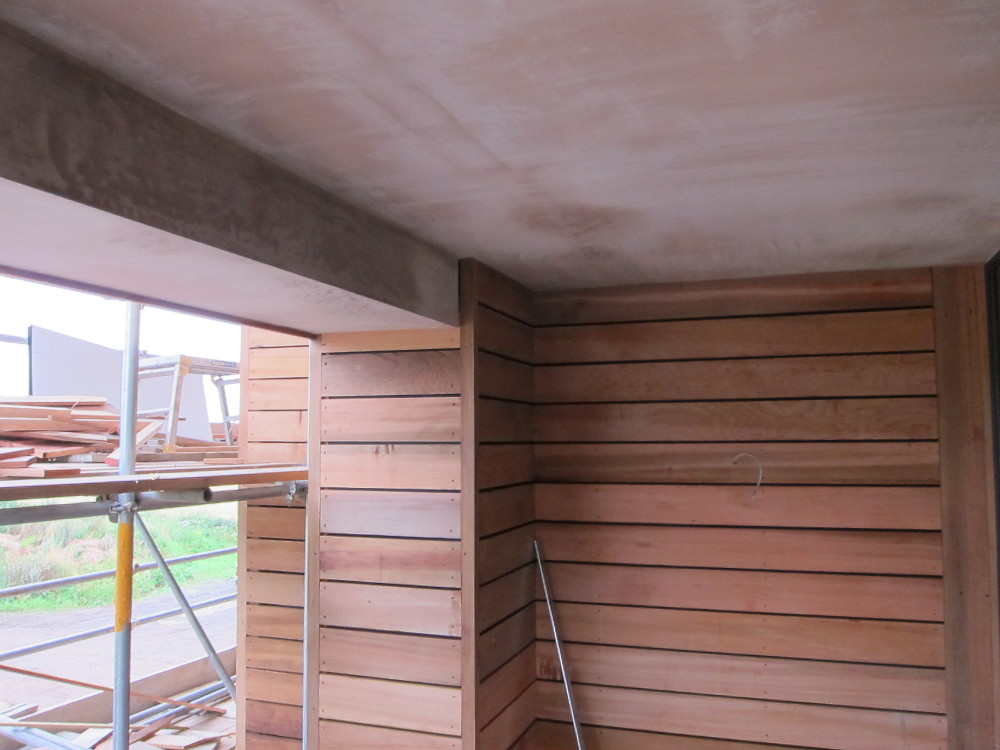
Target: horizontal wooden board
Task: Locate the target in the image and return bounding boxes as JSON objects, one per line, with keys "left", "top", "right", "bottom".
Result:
{"left": 478, "top": 565, "right": 536, "bottom": 633}
{"left": 319, "top": 720, "right": 460, "bottom": 750}
{"left": 535, "top": 353, "right": 936, "bottom": 403}
{"left": 477, "top": 305, "right": 533, "bottom": 362}
{"left": 535, "top": 441, "right": 940, "bottom": 485}
{"left": 320, "top": 489, "right": 460, "bottom": 538}
{"left": 247, "top": 328, "right": 310, "bottom": 348}
{"left": 245, "top": 635, "right": 304, "bottom": 674}
{"left": 478, "top": 681, "right": 535, "bottom": 750}
{"left": 478, "top": 644, "right": 535, "bottom": 728}
{"left": 245, "top": 667, "right": 303, "bottom": 706}
{"left": 245, "top": 572, "right": 304, "bottom": 607}
{"left": 537, "top": 602, "right": 944, "bottom": 667}
{"left": 479, "top": 484, "right": 535, "bottom": 538}
{"left": 244, "top": 700, "right": 302, "bottom": 740}
{"left": 479, "top": 523, "right": 537, "bottom": 583}
{"left": 478, "top": 444, "right": 533, "bottom": 489}
{"left": 319, "top": 674, "right": 461, "bottom": 735}
{"left": 321, "top": 328, "right": 459, "bottom": 353}
{"left": 245, "top": 410, "right": 307, "bottom": 444}
{"left": 246, "top": 345, "right": 310, "bottom": 379}
{"left": 320, "top": 627, "right": 460, "bottom": 686}
{"left": 545, "top": 563, "right": 942, "bottom": 621}
{"left": 245, "top": 732, "right": 304, "bottom": 750}
{"left": 535, "top": 397, "right": 937, "bottom": 442}
{"left": 537, "top": 642, "right": 944, "bottom": 713}
{"left": 245, "top": 506, "right": 305, "bottom": 541}
{"left": 322, "top": 350, "right": 460, "bottom": 397}
{"left": 535, "top": 483, "right": 942, "bottom": 530}
{"left": 479, "top": 351, "right": 533, "bottom": 401}
{"left": 246, "top": 377, "right": 309, "bottom": 411}
{"left": 319, "top": 535, "right": 461, "bottom": 587}
{"left": 244, "top": 441, "right": 308, "bottom": 464}
{"left": 534, "top": 308, "right": 934, "bottom": 364}
{"left": 478, "top": 397, "right": 533, "bottom": 443}
{"left": 527, "top": 721, "right": 814, "bottom": 750}
{"left": 469, "top": 260, "right": 534, "bottom": 323}
{"left": 480, "top": 604, "right": 535, "bottom": 678}
{"left": 536, "top": 524, "right": 941, "bottom": 575}
{"left": 246, "top": 604, "right": 303, "bottom": 641}
{"left": 321, "top": 444, "right": 460, "bottom": 490}
{"left": 245, "top": 539, "right": 304, "bottom": 574}
{"left": 322, "top": 397, "right": 460, "bottom": 442}
{"left": 319, "top": 581, "right": 460, "bottom": 636}
{"left": 533, "top": 268, "right": 933, "bottom": 325}
{"left": 535, "top": 681, "right": 945, "bottom": 750}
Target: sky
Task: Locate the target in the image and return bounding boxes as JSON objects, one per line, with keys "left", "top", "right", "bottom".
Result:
{"left": 0, "top": 274, "right": 241, "bottom": 418}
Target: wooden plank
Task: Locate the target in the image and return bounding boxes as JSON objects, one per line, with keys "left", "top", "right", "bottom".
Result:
{"left": 320, "top": 328, "right": 460, "bottom": 353}
{"left": 479, "top": 484, "right": 534, "bottom": 539}
{"left": 0, "top": 455, "right": 35, "bottom": 468}
{"left": 321, "top": 397, "right": 460, "bottom": 442}
{"left": 319, "top": 581, "right": 460, "bottom": 636}
{"left": 246, "top": 346, "right": 309, "bottom": 379}
{"left": 320, "top": 628, "right": 460, "bottom": 686}
{"left": 0, "top": 465, "right": 80, "bottom": 477}
{"left": 480, "top": 604, "right": 535, "bottom": 678}
{"left": 246, "top": 604, "right": 303, "bottom": 641}
{"left": 478, "top": 644, "right": 535, "bottom": 729}
{"left": 245, "top": 378, "right": 309, "bottom": 411}
{"left": 478, "top": 681, "right": 535, "bottom": 750}
{"left": 479, "top": 524, "right": 536, "bottom": 583}
{"left": 533, "top": 268, "right": 933, "bottom": 325}
{"left": 318, "top": 674, "right": 461, "bottom": 735}
{"left": 527, "top": 721, "right": 813, "bottom": 750}
{"left": 245, "top": 411, "right": 307, "bottom": 444}
{"left": 478, "top": 444, "right": 533, "bottom": 489}
{"left": 244, "top": 701, "right": 301, "bottom": 740}
{"left": 245, "top": 572, "right": 304, "bottom": 608}
{"left": 933, "top": 264, "right": 1000, "bottom": 749}
{"left": 539, "top": 601, "right": 944, "bottom": 667}
{"left": 478, "top": 398, "right": 533, "bottom": 443}
{"left": 0, "top": 395, "right": 108, "bottom": 406}
{"left": 318, "top": 720, "right": 460, "bottom": 750}
{"left": 0, "top": 404, "right": 73, "bottom": 419}
{"left": 322, "top": 350, "right": 460, "bottom": 397}
{"left": 245, "top": 539, "right": 304, "bottom": 574}
{"left": 245, "top": 506, "right": 305, "bottom": 541}
{"left": 535, "top": 681, "right": 945, "bottom": 750}
{"left": 245, "top": 734, "right": 302, "bottom": 750}
{"left": 535, "top": 397, "right": 937, "bottom": 442}
{"left": 477, "top": 306, "right": 533, "bottom": 362}
{"left": 537, "top": 641, "right": 944, "bottom": 713}
{"left": 244, "top": 441, "right": 308, "bottom": 464}
{"left": 320, "top": 489, "right": 459, "bottom": 539}
{"left": 534, "top": 308, "right": 934, "bottom": 364}
{"left": 546, "top": 563, "right": 942, "bottom": 621}
{"left": 535, "top": 353, "right": 936, "bottom": 403}
{"left": 247, "top": 328, "right": 309, "bottom": 347}
{"left": 245, "top": 636, "right": 304, "bottom": 674}
{"left": 536, "top": 524, "right": 942, "bottom": 575}
{"left": 318, "top": 535, "right": 461, "bottom": 587}
{"left": 105, "top": 420, "right": 163, "bottom": 466}
{"left": 478, "top": 566, "right": 536, "bottom": 633}
{"left": 535, "top": 483, "right": 942, "bottom": 530}
{"left": 468, "top": 259, "right": 534, "bottom": 323}
{"left": 535, "top": 441, "right": 940, "bottom": 485}
{"left": 321, "top": 443, "right": 460, "bottom": 490}
{"left": 245, "top": 668, "right": 303, "bottom": 706}
{"left": 479, "top": 352, "right": 533, "bottom": 402}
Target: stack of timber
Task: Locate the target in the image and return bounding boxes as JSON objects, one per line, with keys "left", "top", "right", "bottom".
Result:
{"left": 0, "top": 396, "right": 240, "bottom": 480}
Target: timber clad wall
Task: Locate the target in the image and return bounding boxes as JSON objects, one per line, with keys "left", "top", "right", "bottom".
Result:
{"left": 528, "top": 268, "right": 947, "bottom": 749}
{"left": 318, "top": 328, "right": 463, "bottom": 748}
{"left": 240, "top": 328, "right": 310, "bottom": 749}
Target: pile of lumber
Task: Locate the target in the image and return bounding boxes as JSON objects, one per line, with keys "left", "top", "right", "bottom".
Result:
{"left": 0, "top": 396, "right": 239, "bottom": 479}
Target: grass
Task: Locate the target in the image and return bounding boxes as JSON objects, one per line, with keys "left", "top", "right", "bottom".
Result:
{"left": 0, "top": 500, "right": 237, "bottom": 612}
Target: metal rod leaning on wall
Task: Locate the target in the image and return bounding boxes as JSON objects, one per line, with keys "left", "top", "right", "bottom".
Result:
{"left": 112, "top": 300, "right": 141, "bottom": 750}
{"left": 534, "top": 539, "right": 586, "bottom": 750}
{"left": 134, "top": 512, "right": 237, "bottom": 701}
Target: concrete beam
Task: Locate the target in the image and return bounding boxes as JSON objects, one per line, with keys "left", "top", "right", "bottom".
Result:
{"left": 0, "top": 21, "right": 458, "bottom": 329}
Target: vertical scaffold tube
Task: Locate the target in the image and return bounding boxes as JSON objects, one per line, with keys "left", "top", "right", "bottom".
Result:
{"left": 113, "top": 301, "right": 141, "bottom": 750}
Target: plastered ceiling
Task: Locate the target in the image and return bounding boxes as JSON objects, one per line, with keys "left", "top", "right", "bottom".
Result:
{"left": 2, "top": 0, "right": 1000, "bottom": 290}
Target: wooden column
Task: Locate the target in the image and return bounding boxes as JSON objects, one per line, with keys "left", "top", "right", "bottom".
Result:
{"left": 934, "top": 265, "right": 1000, "bottom": 749}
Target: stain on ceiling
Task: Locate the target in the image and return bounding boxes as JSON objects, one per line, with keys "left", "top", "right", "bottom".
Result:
{"left": 2, "top": 0, "right": 999, "bottom": 290}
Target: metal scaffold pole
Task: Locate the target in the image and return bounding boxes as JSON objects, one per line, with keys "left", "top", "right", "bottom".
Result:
{"left": 112, "top": 300, "right": 141, "bottom": 750}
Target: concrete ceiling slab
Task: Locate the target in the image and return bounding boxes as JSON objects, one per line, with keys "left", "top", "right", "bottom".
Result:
{"left": 2, "top": 0, "right": 999, "bottom": 290}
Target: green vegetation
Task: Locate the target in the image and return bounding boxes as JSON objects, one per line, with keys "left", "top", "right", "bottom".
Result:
{"left": 0, "top": 501, "right": 237, "bottom": 612}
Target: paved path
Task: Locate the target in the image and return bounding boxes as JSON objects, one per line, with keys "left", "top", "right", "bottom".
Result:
{"left": 0, "top": 579, "right": 236, "bottom": 710}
